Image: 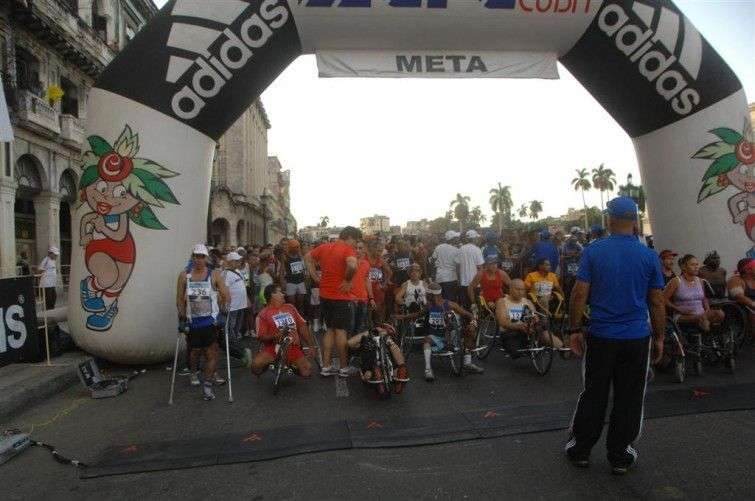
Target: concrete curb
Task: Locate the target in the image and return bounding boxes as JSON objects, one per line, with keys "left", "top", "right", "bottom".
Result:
{"left": 0, "top": 353, "right": 88, "bottom": 424}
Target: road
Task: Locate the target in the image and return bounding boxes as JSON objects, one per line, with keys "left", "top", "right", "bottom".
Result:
{"left": 3, "top": 337, "right": 755, "bottom": 500}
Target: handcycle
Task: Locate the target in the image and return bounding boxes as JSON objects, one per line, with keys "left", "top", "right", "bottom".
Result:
{"left": 670, "top": 313, "right": 736, "bottom": 377}
{"left": 271, "top": 324, "right": 295, "bottom": 395}
{"left": 432, "top": 310, "right": 485, "bottom": 377}
{"left": 529, "top": 291, "right": 571, "bottom": 359}
{"left": 359, "top": 325, "right": 408, "bottom": 399}
{"left": 477, "top": 306, "right": 555, "bottom": 376}
{"left": 393, "top": 304, "right": 427, "bottom": 357}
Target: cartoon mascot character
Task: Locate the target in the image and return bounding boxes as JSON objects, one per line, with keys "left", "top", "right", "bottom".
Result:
{"left": 77, "top": 125, "right": 180, "bottom": 331}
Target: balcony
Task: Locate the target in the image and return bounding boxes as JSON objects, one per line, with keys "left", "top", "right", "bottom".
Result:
{"left": 59, "top": 114, "right": 85, "bottom": 148}
{"left": 16, "top": 90, "right": 60, "bottom": 137}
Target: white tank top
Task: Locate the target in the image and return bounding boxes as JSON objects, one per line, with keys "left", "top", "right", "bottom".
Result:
{"left": 186, "top": 270, "right": 219, "bottom": 326}
{"left": 404, "top": 280, "right": 428, "bottom": 308}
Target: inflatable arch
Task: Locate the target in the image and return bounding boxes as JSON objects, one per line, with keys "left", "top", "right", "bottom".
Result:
{"left": 69, "top": 0, "right": 751, "bottom": 363}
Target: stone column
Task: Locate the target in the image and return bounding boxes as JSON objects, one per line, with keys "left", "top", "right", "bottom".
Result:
{"left": 0, "top": 179, "right": 17, "bottom": 277}
{"left": 33, "top": 191, "right": 62, "bottom": 263}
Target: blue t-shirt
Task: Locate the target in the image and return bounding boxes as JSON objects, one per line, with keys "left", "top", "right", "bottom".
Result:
{"left": 577, "top": 235, "right": 664, "bottom": 339}
{"left": 533, "top": 241, "right": 560, "bottom": 271}
{"left": 482, "top": 244, "right": 500, "bottom": 263}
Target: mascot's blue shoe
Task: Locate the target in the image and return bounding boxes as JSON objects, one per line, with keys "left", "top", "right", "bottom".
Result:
{"left": 80, "top": 279, "right": 106, "bottom": 313}
{"left": 86, "top": 301, "right": 119, "bottom": 331}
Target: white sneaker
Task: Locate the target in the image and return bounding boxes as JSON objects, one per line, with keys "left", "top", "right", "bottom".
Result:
{"left": 320, "top": 366, "right": 338, "bottom": 377}
{"left": 190, "top": 372, "right": 200, "bottom": 386}
{"left": 212, "top": 373, "right": 227, "bottom": 386}
{"left": 424, "top": 368, "right": 435, "bottom": 382}
{"left": 338, "top": 367, "right": 351, "bottom": 378}
{"left": 464, "top": 362, "right": 485, "bottom": 374}
{"left": 202, "top": 382, "right": 215, "bottom": 401}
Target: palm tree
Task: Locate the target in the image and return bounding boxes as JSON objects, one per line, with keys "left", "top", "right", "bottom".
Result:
{"left": 571, "top": 168, "right": 592, "bottom": 232}
{"left": 517, "top": 203, "right": 529, "bottom": 220}
{"left": 450, "top": 193, "right": 471, "bottom": 232}
{"left": 592, "top": 164, "right": 617, "bottom": 224}
{"left": 469, "top": 206, "right": 486, "bottom": 228}
{"left": 529, "top": 200, "right": 543, "bottom": 221}
{"left": 489, "top": 183, "right": 513, "bottom": 234}
{"left": 319, "top": 216, "right": 329, "bottom": 228}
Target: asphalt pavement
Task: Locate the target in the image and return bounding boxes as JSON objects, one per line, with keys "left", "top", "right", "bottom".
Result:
{"left": 2, "top": 337, "right": 755, "bottom": 500}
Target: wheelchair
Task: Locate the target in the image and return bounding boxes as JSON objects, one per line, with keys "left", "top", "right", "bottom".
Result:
{"left": 529, "top": 291, "right": 571, "bottom": 358}
{"left": 393, "top": 304, "right": 427, "bottom": 357}
{"left": 668, "top": 313, "right": 737, "bottom": 377}
{"left": 662, "top": 318, "right": 688, "bottom": 383}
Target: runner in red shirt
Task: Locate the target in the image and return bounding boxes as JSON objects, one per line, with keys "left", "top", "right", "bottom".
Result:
{"left": 305, "top": 226, "right": 361, "bottom": 377}
{"left": 251, "top": 284, "right": 316, "bottom": 378}
{"left": 366, "top": 238, "right": 392, "bottom": 324}
{"left": 467, "top": 255, "right": 512, "bottom": 310}
{"left": 351, "top": 241, "right": 374, "bottom": 337}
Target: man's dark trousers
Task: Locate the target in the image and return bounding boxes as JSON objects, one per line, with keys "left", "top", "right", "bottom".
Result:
{"left": 569, "top": 335, "right": 651, "bottom": 465}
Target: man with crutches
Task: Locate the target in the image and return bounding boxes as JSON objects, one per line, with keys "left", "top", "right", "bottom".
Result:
{"left": 175, "top": 244, "right": 230, "bottom": 401}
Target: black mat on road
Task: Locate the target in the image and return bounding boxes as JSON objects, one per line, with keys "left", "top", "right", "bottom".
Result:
{"left": 81, "top": 382, "right": 755, "bottom": 479}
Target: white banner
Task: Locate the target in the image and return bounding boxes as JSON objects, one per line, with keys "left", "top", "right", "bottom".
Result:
{"left": 0, "top": 74, "right": 12, "bottom": 142}
{"left": 317, "top": 50, "right": 559, "bottom": 79}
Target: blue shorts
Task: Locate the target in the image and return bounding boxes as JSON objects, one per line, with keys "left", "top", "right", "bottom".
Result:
{"left": 429, "top": 335, "right": 446, "bottom": 353}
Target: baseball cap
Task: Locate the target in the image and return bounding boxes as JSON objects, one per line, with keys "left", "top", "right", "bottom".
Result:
{"left": 659, "top": 249, "right": 678, "bottom": 259}
{"left": 466, "top": 230, "right": 480, "bottom": 239}
{"left": 606, "top": 196, "right": 638, "bottom": 221}
{"left": 484, "top": 255, "right": 499, "bottom": 264}
{"left": 540, "top": 230, "right": 551, "bottom": 240}
{"left": 48, "top": 246, "right": 60, "bottom": 255}
{"left": 226, "top": 251, "right": 242, "bottom": 261}
{"left": 427, "top": 282, "right": 443, "bottom": 295}
{"left": 570, "top": 226, "right": 581, "bottom": 234}
{"left": 192, "top": 244, "right": 209, "bottom": 256}
{"left": 444, "top": 230, "right": 458, "bottom": 241}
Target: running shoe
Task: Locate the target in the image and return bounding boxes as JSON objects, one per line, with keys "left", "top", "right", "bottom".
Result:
{"left": 424, "top": 368, "right": 435, "bottom": 382}
{"left": 241, "top": 348, "right": 253, "bottom": 368}
{"left": 464, "top": 363, "right": 485, "bottom": 374}
{"left": 320, "top": 366, "right": 338, "bottom": 377}
{"left": 565, "top": 443, "right": 590, "bottom": 468}
{"left": 338, "top": 367, "right": 351, "bottom": 378}
{"left": 190, "top": 372, "right": 200, "bottom": 386}
{"left": 202, "top": 382, "right": 215, "bottom": 401}
{"left": 178, "top": 367, "right": 191, "bottom": 376}
{"left": 212, "top": 373, "right": 227, "bottom": 385}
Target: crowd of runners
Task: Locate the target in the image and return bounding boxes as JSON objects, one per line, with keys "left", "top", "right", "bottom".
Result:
{"left": 175, "top": 221, "right": 755, "bottom": 401}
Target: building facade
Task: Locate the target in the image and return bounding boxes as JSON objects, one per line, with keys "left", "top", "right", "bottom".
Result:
{"left": 208, "top": 101, "right": 296, "bottom": 248}
{"left": 404, "top": 219, "right": 430, "bottom": 236}
{"left": 359, "top": 214, "right": 390, "bottom": 236}
{"left": 0, "top": 0, "right": 157, "bottom": 277}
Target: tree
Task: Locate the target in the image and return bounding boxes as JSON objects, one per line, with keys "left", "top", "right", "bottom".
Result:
{"left": 319, "top": 216, "right": 329, "bottom": 228}
{"left": 489, "top": 183, "right": 513, "bottom": 235}
{"left": 469, "top": 206, "right": 486, "bottom": 229}
{"left": 529, "top": 200, "right": 543, "bottom": 221}
{"left": 592, "top": 164, "right": 617, "bottom": 225}
{"left": 517, "top": 203, "right": 529, "bottom": 220}
{"left": 450, "top": 193, "right": 471, "bottom": 232}
{"left": 428, "top": 215, "right": 453, "bottom": 235}
{"left": 571, "top": 168, "right": 592, "bottom": 232}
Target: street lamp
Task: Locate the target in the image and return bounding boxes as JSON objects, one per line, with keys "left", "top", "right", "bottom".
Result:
{"left": 261, "top": 188, "right": 270, "bottom": 245}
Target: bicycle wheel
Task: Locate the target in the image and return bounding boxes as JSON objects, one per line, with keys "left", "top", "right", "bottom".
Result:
{"left": 530, "top": 330, "right": 554, "bottom": 376}
{"left": 455, "top": 329, "right": 465, "bottom": 377}
{"left": 476, "top": 321, "right": 497, "bottom": 360}
{"left": 272, "top": 345, "right": 289, "bottom": 395}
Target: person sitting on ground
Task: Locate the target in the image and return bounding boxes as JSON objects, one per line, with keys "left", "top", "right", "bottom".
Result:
{"left": 495, "top": 279, "right": 564, "bottom": 358}
{"left": 727, "top": 258, "right": 755, "bottom": 337}
{"left": 468, "top": 255, "right": 512, "bottom": 312}
{"left": 251, "top": 284, "right": 316, "bottom": 378}
{"left": 419, "top": 283, "right": 482, "bottom": 381}
{"left": 347, "top": 323, "right": 409, "bottom": 393}
{"left": 394, "top": 263, "right": 428, "bottom": 313}
{"left": 524, "top": 258, "right": 564, "bottom": 308}
{"left": 659, "top": 249, "right": 678, "bottom": 286}
{"left": 664, "top": 254, "right": 725, "bottom": 332}
{"left": 698, "top": 251, "right": 727, "bottom": 299}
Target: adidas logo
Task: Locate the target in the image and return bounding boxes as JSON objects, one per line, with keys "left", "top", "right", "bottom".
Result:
{"left": 598, "top": 1, "right": 702, "bottom": 116}
{"left": 166, "top": 0, "right": 290, "bottom": 120}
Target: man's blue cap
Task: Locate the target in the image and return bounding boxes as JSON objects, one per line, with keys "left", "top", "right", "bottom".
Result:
{"left": 485, "top": 231, "right": 497, "bottom": 242}
{"left": 540, "top": 230, "right": 551, "bottom": 240}
{"left": 606, "top": 196, "right": 639, "bottom": 221}
{"left": 591, "top": 224, "right": 604, "bottom": 234}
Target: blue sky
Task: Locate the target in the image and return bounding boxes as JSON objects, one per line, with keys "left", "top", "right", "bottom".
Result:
{"left": 152, "top": 0, "right": 753, "bottom": 228}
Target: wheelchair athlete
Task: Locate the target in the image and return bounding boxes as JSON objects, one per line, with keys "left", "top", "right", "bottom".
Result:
{"left": 664, "top": 254, "right": 725, "bottom": 332}
{"left": 347, "top": 323, "right": 409, "bottom": 393}
{"left": 251, "top": 284, "right": 317, "bottom": 378}
{"left": 495, "top": 279, "right": 564, "bottom": 357}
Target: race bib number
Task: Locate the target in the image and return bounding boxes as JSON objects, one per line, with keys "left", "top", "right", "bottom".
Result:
{"left": 428, "top": 311, "right": 445, "bottom": 328}
{"left": 508, "top": 305, "right": 524, "bottom": 322}
{"left": 188, "top": 282, "right": 212, "bottom": 318}
{"left": 535, "top": 281, "right": 554, "bottom": 297}
{"left": 369, "top": 267, "right": 384, "bottom": 282}
{"left": 501, "top": 259, "right": 513, "bottom": 272}
{"left": 396, "top": 257, "right": 411, "bottom": 270}
{"left": 566, "top": 262, "right": 580, "bottom": 276}
{"left": 272, "top": 312, "right": 295, "bottom": 330}
{"left": 290, "top": 261, "right": 305, "bottom": 274}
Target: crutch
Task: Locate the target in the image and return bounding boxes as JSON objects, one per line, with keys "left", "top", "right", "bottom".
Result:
{"left": 168, "top": 321, "right": 186, "bottom": 405}
{"left": 222, "top": 312, "right": 234, "bottom": 403}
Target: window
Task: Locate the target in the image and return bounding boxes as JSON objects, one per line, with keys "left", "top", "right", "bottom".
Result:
{"left": 15, "top": 46, "right": 41, "bottom": 95}
{"left": 60, "top": 77, "right": 79, "bottom": 117}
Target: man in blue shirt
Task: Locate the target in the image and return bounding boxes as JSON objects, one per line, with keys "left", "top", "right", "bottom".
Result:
{"left": 566, "top": 197, "right": 665, "bottom": 475}
{"left": 532, "top": 230, "right": 560, "bottom": 273}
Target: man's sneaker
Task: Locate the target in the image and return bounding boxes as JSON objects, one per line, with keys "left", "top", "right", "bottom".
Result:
{"left": 178, "top": 367, "right": 191, "bottom": 376}
{"left": 424, "top": 368, "right": 435, "bottom": 382}
{"left": 212, "top": 373, "right": 226, "bottom": 386}
{"left": 565, "top": 443, "right": 590, "bottom": 468}
{"left": 202, "top": 382, "right": 215, "bottom": 401}
{"left": 344, "top": 365, "right": 360, "bottom": 376}
{"left": 464, "top": 363, "right": 485, "bottom": 374}
{"left": 338, "top": 367, "right": 351, "bottom": 378}
{"left": 320, "top": 366, "right": 338, "bottom": 377}
{"left": 241, "top": 348, "right": 253, "bottom": 368}
{"left": 190, "top": 372, "right": 200, "bottom": 386}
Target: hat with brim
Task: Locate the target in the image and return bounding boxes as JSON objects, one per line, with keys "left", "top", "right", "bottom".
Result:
{"left": 48, "top": 246, "right": 60, "bottom": 255}
{"left": 192, "top": 244, "right": 209, "bottom": 256}
{"left": 606, "top": 196, "right": 638, "bottom": 221}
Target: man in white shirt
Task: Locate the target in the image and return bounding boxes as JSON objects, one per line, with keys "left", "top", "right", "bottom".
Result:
{"left": 431, "top": 231, "right": 461, "bottom": 301}
{"left": 455, "top": 230, "right": 484, "bottom": 309}
{"left": 37, "top": 247, "right": 60, "bottom": 310}
{"left": 222, "top": 252, "right": 252, "bottom": 367}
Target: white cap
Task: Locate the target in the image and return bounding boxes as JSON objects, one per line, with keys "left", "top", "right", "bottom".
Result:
{"left": 444, "top": 230, "right": 458, "bottom": 241}
{"left": 466, "top": 230, "right": 480, "bottom": 239}
{"left": 192, "top": 244, "right": 209, "bottom": 256}
{"left": 226, "top": 251, "right": 242, "bottom": 261}
{"left": 48, "top": 246, "right": 60, "bottom": 255}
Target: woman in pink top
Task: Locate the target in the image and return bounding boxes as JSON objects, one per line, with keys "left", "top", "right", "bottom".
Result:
{"left": 664, "top": 254, "right": 725, "bottom": 331}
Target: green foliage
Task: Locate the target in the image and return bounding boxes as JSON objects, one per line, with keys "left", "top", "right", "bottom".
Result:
{"left": 702, "top": 153, "right": 739, "bottom": 180}
{"left": 697, "top": 176, "right": 728, "bottom": 203}
{"left": 79, "top": 165, "right": 99, "bottom": 189}
{"left": 87, "top": 136, "right": 113, "bottom": 157}
{"left": 129, "top": 204, "right": 167, "bottom": 230}
{"left": 131, "top": 168, "right": 180, "bottom": 205}
{"left": 692, "top": 141, "right": 736, "bottom": 160}
{"left": 710, "top": 127, "right": 743, "bottom": 145}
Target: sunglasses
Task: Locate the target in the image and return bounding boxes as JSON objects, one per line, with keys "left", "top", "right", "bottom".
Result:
{"left": 192, "top": 254, "right": 207, "bottom": 259}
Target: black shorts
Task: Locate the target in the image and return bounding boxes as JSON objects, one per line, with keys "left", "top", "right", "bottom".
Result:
{"left": 351, "top": 301, "right": 369, "bottom": 335}
{"left": 187, "top": 325, "right": 217, "bottom": 349}
{"left": 321, "top": 299, "right": 354, "bottom": 331}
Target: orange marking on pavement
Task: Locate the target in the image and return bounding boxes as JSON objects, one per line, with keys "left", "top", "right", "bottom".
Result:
{"left": 693, "top": 389, "right": 712, "bottom": 399}
{"left": 483, "top": 411, "right": 498, "bottom": 419}
{"left": 367, "top": 420, "right": 383, "bottom": 429}
{"left": 121, "top": 445, "right": 138, "bottom": 454}
{"left": 243, "top": 433, "right": 263, "bottom": 442}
